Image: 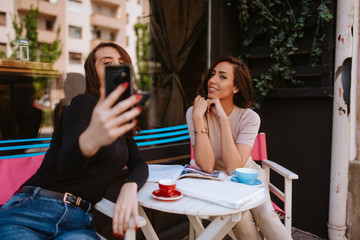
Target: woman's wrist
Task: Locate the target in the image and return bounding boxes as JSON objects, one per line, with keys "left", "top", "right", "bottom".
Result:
{"left": 122, "top": 182, "right": 138, "bottom": 192}
{"left": 219, "top": 114, "right": 229, "bottom": 124}
{"left": 79, "top": 130, "right": 100, "bottom": 157}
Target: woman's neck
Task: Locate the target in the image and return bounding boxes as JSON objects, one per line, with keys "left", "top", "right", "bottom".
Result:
{"left": 220, "top": 99, "right": 235, "bottom": 116}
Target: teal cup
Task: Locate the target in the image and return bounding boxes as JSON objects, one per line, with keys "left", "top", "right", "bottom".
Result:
{"left": 231, "top": 168, "right": 258, "bottom": 184}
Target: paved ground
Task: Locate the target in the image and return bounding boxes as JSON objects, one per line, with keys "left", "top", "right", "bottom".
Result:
{"left": 180, "top": 228, "right": 325, "bottom": 240}
{"left": 292, "top": 228, "right": 325, "bottom": 240}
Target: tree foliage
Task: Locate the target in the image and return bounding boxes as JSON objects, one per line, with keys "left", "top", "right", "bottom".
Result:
{"left": 8, "top": 4, "right": 62, "bottom": 64}
{"left": 23, "top": 5, "right": 38, "bottom": 61}
{"left": 40, "top": 26, "right": 62, "bottom": 63}
{"left": 134, "top": 22, "right": 152, "bottom": 91}
{"left": 228, "top": 0, "right": 333, "bottom": 108}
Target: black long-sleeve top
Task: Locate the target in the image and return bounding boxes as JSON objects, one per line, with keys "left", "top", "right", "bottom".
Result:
{"left": 24, "top": 94, "right": 149, "bottom": 205}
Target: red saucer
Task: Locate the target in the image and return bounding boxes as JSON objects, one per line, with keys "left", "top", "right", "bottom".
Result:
{"left": 152, "top": 189, "right": 183, "bottom": 201}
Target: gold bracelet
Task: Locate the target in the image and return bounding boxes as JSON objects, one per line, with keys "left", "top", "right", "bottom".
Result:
{"left": 194, "top": 127, "right": 208, "bottom": 136}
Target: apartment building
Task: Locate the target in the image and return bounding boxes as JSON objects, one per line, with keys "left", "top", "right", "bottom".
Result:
{"left": 0, "top": 0, "right": 149, "bottom": 75}
{"left": 0, "top": 1, "right": 15, "bottom": 58}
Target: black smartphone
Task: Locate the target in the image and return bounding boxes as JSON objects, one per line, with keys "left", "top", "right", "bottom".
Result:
{"left": 105, "top": 64, "right": 133, "bottom": 105}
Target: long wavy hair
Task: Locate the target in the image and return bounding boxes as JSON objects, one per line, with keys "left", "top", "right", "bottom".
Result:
{"left": 197, "top": 56, "right": 254, "bottom": 108}
{"left": 84, "top": 42, "right": 132, "bottom": 99}
{"left": 84, "top": 42, "right": 136, "bottom": 137}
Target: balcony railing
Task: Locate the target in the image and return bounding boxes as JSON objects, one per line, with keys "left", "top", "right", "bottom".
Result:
{"left": 17, "top": 0, "right": 59, "bottom": 17}
{"left": 91, "top": 0, "right": 120, "bottom": 7}
{"left": 37, "top": 29, "right": 57, "bottom": 43}
{"left": 90, "top": 13, "right": 122, "bottom": 30}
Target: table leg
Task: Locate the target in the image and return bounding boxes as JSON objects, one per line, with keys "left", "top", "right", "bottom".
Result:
{"left": 138, "top": 205, "right": 159, "bottom": 240}
{"left": 187, "top": 215, "right": 205, "bottom": 239}
{"left": 195, "top": 213, "right": 242, "bottom": 240}
{"left": 189, "top": 225, "right": 196, "bottom": 240}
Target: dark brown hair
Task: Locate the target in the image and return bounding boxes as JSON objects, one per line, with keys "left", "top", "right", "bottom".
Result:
{"left": 84, "top": 42, "right": 132, "bottom": 99}
{"left": 197, "top": 56, "right": 254, "bottom": 108}
{"left": 84, "top": 42, "right": 136, "bottom": 137}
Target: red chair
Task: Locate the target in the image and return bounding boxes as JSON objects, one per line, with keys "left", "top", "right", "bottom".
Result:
{"left": 251, "top": 133, "right": 298, "bottom": 234}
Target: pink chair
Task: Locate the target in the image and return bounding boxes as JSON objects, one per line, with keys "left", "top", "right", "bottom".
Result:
{"left": 0, "top": 154, "right": 44, "bottom": 205}
{"left": 0, "top": 152, "right": 148, "bottom": 240}
{"left": 251, "top": 133, "right": 298, "bottom": 234}
{"left": 189, "top": 133, "right": 298, "bottom": 235}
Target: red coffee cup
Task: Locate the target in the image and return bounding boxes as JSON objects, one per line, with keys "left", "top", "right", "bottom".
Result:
{"left": 158, "top": 179, "right": 176, "bottom": 197}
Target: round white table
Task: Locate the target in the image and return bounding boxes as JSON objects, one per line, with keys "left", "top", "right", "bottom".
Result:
{"left": 137, "top": 182, "right": 267, "bottom": 240}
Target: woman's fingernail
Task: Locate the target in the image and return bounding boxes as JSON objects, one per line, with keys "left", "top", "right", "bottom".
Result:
{"left": 122, "top": 82, "right": 129, "bottom": 88}
{"left": 135, "top": 226, "right": 138, "bottom": 231}
{"left": 114, "top": 233, "right": 118, "bottom": 237}
{"left": 136, "top": 94, "right": 142, "bottom": 100}
{"left": 119, "top": 234, "right": 123, "bottom": 239}
{"left": 137, "top": 106, "right": 142, "bottom": 112}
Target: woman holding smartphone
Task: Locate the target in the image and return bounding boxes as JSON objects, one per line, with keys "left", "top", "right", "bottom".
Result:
{"left": 186, "top": 56, "right": 292, "bottom": 239}
{"left": 0, "top": 42, "right": 148, "bottom": 239}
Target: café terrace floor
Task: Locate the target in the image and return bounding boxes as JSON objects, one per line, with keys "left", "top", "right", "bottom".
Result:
{"left": 179, "top": 228, "right": 324, "bottom": 240}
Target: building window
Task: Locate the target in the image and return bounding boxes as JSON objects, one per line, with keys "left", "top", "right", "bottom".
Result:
{"left": 126, "top": 13, "right": 129, "bottom": 24}
{"left": 69, "top": 25, "right": 82, "bottom": 39}
{"left": 0, "top": 43, "right": 6, "bottom": 58}
{"left": 0, "top": 12, "right": 6, "bottom": 26}
{"left": 126, "top": 36, "right": 129, "bottom": 46}
{"left": 94, "top": 29, "right": 101, "bottom": 39}
{"left": 68, "top": 0, "right": 82, "bottom": 13}
{"left": 45, "top": 20, "right": 53, "bottom": 30}
{"left": 69, "top": 52, "right": 82, "bottom": 64}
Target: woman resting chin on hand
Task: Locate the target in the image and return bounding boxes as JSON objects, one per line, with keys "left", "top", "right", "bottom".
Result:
{"left": 186, "top": 56, "right": 292, "bottom": 240}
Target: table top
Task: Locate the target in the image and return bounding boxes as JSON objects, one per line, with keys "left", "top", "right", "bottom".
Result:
{"left": 138, "top": 182, "right": 267, "bottom": 217}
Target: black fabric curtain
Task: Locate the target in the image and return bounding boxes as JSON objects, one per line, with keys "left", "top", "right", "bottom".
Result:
{"left": 148, "top": 0, "right": 206, "bottom": 127}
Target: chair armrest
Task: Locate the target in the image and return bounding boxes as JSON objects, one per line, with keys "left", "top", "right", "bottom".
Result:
{"left": 94, "top": 198, "right": 146, "bottom": 228}
{"left": 262, "top": 159, "right": 299, "bottom": 180}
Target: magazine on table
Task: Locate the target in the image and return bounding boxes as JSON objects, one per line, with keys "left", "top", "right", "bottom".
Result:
{"left": 147, "top": 164, "right": 229, "bottom": 183}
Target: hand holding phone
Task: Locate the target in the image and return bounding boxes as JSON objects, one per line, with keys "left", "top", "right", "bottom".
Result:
{"left": 105, "top": 64, "right": 133, "bottom": 105}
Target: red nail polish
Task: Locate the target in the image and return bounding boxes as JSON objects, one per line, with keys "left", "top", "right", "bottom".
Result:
{"left": 122, "top": 82, "right": 129, "bottom": 88}
{"left": 119, "top": 234, "right": 123, "bottom": 239}
{"left": 114, "top": 233, "right": 118, "bottom": 237}
{"left": 137, "top": 106, "right": 142, "bottom": 111}
{"left": 136, "top": 94, "right": 142, "bottom": 100}
{"left": 135, "top": 226, "right": 138, "bottom": 231}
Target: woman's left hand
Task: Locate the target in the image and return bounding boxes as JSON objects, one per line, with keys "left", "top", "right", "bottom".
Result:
{"left": 206, "top": 98, "right": 227, "bottom": 120}
{"left": 112, "top": 182, "right": 139, "bottom": 238}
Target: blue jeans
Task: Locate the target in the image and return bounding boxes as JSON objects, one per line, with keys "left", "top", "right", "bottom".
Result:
{"left": 0, "top": 187, "right": 100, "bottom": 240}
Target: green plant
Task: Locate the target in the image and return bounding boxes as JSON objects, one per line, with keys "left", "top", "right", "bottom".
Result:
{"left": 134, "top": 22, "right": 152, "bottom": 91}
{"left": 0, "top": 51, "right": 6, "bottom": 59}
{"left": 310, "top": 0, "right": 333, "bottom": 66}
{"left": 8, "top": 13, "right": 24, "bottom": 59}
{"left": 8, "top": 5, "right": 62, "bottom": 64}
{"left": 228, "top": 0, "right": 333, "bottom": 108}
{"left": 23, "top": 5, "right": 38, "bottom": 61}
{"left": 40, "top": 26, "right": 62, "bottom": 63}
{"left": 7, "top": 5, "right": 63, "bottom": 100}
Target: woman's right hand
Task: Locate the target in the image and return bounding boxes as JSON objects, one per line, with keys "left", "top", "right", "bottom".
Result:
{"left": 79, "top": 83, "right": 142, "bottom": 157}
{"left": 192, "top": 95, "right": 208, "bottom": 119}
